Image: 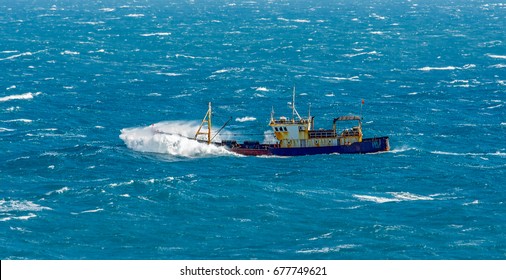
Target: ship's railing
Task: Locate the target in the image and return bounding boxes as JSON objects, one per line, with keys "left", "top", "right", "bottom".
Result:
{"left": 271, "top": 119, "right": 308, "bottom": 124}
{"left": 309, "top": 130, "right": 336, "bottom": 138}
{"left": 341, "top": 127, "right": 361, "bottom": 137}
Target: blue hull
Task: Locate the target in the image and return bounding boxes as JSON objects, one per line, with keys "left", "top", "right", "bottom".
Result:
{"left": 268, "top": 137, "right": 389, "bottom": 156}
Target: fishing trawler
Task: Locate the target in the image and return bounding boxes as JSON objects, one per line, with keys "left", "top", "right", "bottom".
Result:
{"left": 193, "top": 91, "right": 390, "bottom": 156}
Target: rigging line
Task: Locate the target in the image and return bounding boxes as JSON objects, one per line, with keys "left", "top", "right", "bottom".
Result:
{"left": 227, "top": 133, "right": 270, "bottom": 136}
{"left": 211, "top": 116, "right": 232, "bottom": 142}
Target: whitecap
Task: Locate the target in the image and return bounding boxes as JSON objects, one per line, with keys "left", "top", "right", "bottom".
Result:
{"left": 353, "top": 194, "right": 400, "bottom": 203}
{"left": 354, "top": 192, "right": 433, "bottom": 203}
{"left": 323, "top": 76, "right": 360, "bottom": 82}
{"left": 487, "top": 104, "right": 503, "bottom": 109}
{"left": 140, "top": 32, "right": 171, "bottom": 37}
{"left": 292, "top": 19, "right": 310, "bottom": 23}
{"left": 79, "top": 208, "right": 104, "bottom": 214}
{"left": 235, "top": 116, "right": 256, "bottom": 122}
{"left": 156, "top": 72, "right": 183, "bottom": 76}
{"left": 6, "top": 85, "right": 16, "bottom": 90}
{"left": 45, "top": 187, "right": 70, "bottom": 195}
{"left": 213, "top": 69, "right": 230, "bottom": 74}
{"left": 370, "top": 13, "right": 386, "bottom": 20}
{"left": 0, "top": 213, "right": 37, "bottom": 222}
{"left": 61, "top": 50, "right": 80, "bottom": 55}
{"left": 1, "top": 119, "right": 33, "bottom": 123}
{"left": 417, "top": 66, "right": 457, "bottom": 71}
{"left": 76, "top": 21, "right": 104, "bottom": 25}
{"left": 417, "top": 64, "right": 474, "bottom": 71}
{"left": 0, "top": 199, "right": 52, "bottom": 212}
{"left": 463, "top": 200, "right": 479, "bottom": 206}
{"left": 486, "top": 54, "right": 506, "bottom": 59}
{"left": 125, "top": 14, "right": 145, "bottom": 18}
{"left": 489, "top": 64, "right": 506, "bottom": 68}
{"left": 99, "top": 8, "right": 115, "bottom": 12}
{"left": 0, "top": 92, "right": 41, "bottom": 102}
{"left": 390, "top": 192, "right": 434, "bottom": 201}
{"left": 255, "top": 87, "right": 269, "bottom": 92}
{"left": 297, "top": 244, "right": 357, "bottom": 254}
{"left": 0, "top": 51, "right": 33, "bottom": 61}
{"left": 109, "top": 180, "right": 135, "bottom": 188}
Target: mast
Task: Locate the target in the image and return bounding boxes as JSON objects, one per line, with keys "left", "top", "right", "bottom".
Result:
{"left": 291, "top": 86, "right": 302, "bottom": 121}
{"left": 194, "top": 102, "right": 212, "bottom": 144}
{"left": 292, "top": 86, "right": 296, "bottom": 121}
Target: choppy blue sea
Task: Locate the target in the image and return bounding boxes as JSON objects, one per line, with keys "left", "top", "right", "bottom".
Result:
{"left": 1, "top": 0, "right": 505, "bottom": 260}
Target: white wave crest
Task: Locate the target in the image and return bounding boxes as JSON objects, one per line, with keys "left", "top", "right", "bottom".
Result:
{"left": 0, "top": 51, "right": 33, "bottom": 61}
{"left": 119, "top": 121, "right": 235, "bottom": 158}
{"left": 125, "top": 14, "right": 144, "bottom": 18}
{"left": 1, "top": 119, "right": 33, "bottom": 123}
{"left": 489, "top": 64, "right": 506, "bottom": 68}
{"left": 235, "top": 116, "right": 256, "bottom": 122}
{"left": 255, "top": 87, "right": 269, "bottom": 92}
{"left": 0, "top": 92, "right": 41, "bottom": 102}
{"left": 0, "top": 199, "right": 52, "bottom": 213}
{"left": 486, "top": 54, "right": 506, "bottom": 59}
{"left": 353, "top": 192, "right": 434, "bottom": 203}
{"left": 61, "top": 50, "right": 79, "bottom": 55}
{"left": 416, "top": 64, "right": 475, "bottom": 71}
{"left": 140, "top": 32, "right": 171, "bottom": 37}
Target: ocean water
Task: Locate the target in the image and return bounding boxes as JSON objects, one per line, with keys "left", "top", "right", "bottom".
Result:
{"left": 1, "top": 0, "right": 505, "bottom": 260}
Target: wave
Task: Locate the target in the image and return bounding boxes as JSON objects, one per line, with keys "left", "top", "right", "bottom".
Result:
{"left": 235, "top": 116, "right": 256, "bottom": 122}
{"left": 156, "top": 72, "right": 183, "bottom": 76}
{"left": 353, "top": 192, "right": 434, "bottom": 203}
{"left": 0, "top": 92, "right": 41, "bottom": 102}
{"left": 297, "top": 244, "right": 357, "bottom": 254}
{"left": 140, "top": 32, "right": 171, "bottom": 37}
{"left": 486, "top": 54, "right": 506, "bottom": 59}
{"left": 78, "top": 208, "right": 104, "bottom": 214}
{"left": 119, "top": 121, "right": 235, "bottom": 158}
{"left": 255, "top": 87, "right": 269, "bottom": 92}
{"left": 0, "top": 127, "right": 15, "bottom": 132}
{"left": 61, "top": 50, "right": 80, "bottom": 55}
{"left": 45, "top": 187, "right": 70, "bottom": 196}
{"left": 0, "top": 51, "right": 34, "bottom": 61}
{"left": 322, "top": 76, "right": 360, "bottom": 82}
{"left": 416, "top": 64, "right": 475, "bottom": 71}
{"left": 1, "top": 119, "right": 33, "bottom": 123}
{"left": 389, "top": 146, "right": 418, "bottom": 154}
{"left": 0, "top": 199, "right": 52, "bottom": 222}
{"left": 277, "top": 17, "right": 310, "bottom": 23}
{"left": 431, "top": 151, "right": 506, "bottom": 157}
{"left": 125, "top": 14, "right": 145, "bottom": 18}
{"left": 343, "top": 51, "right": 379, "bottom": 58}
{"left": 489, "top": 64, "right": 506, "bottom": 68}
